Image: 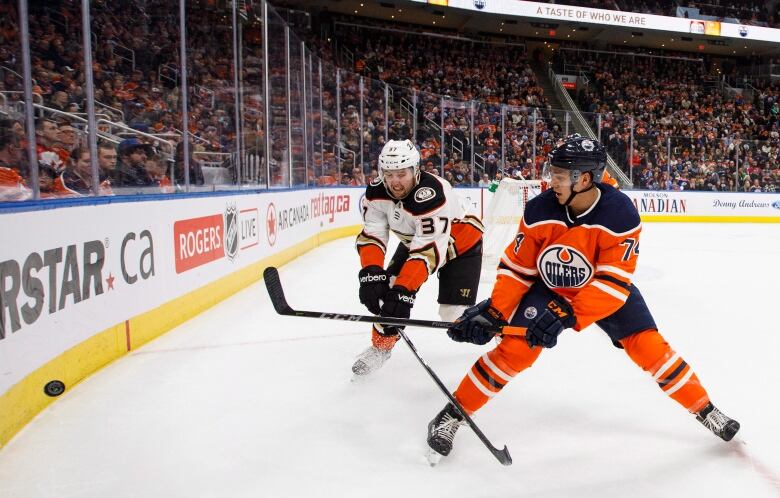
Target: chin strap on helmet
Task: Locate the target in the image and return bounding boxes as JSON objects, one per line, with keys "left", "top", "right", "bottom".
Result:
{"left": 562, "top": 172, "right": 596, "bottom": 206}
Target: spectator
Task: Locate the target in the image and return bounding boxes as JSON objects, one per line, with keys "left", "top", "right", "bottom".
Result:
{"left": 35, "top": 118, "right": 60, "bottom": 151}
{"left": 114, "top": 138, "right": 155, "bottom": 188}
{"left": 98, "top": 143, "right": 118, "bottom": 181}
{"left": 49, "top": 90, "right": 69, "bottom": 112}
{"left": 0, "top": 124, "right": 30, "bottom": 201}
{"left": 56, "top": 147, "right": 113, "bottom": 196}
{"left": 349, "top": 167, "right": 366, "bottom": 186}
{"left": 38, "top": 161, "right": 66, "bottom": 199}
{"left": 56, "top": 119, "right": 79, "bottom": 155}
{"left": 145, "top": 151, "right": 173, "bottom": 193}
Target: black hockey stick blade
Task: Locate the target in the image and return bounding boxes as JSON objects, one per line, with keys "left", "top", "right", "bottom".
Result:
{"left": 263, "top": 266, "right": 294, "bottom": 315}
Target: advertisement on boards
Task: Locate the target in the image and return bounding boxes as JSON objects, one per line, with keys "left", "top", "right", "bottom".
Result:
{"left": 0, "top": 188, "right": 363, "bottom": 398}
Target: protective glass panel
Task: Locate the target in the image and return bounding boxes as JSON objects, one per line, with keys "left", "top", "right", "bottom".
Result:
{"left": 83, "top": 0, "right": 182, "bottom": 195}
{"left": 0, "top": 1, "right": 31, "bottom": 201}
{"left": 337, "top": 69, "right": 359, "bottom": 185}
{"left": 319, "top": 59, "right": 339, "bottom": 185}
{"left": 416, "top": 89, "right": 442, "bottom": 178}
{"left": 288, "top": 29, "right": 306, "bottom": 187}
{"left": 239, "top": 1, "right": 267, "bottom": 188}
{"left": 442, "top": 99, "right": 472, "bottom": 185}
{"left": 266, "top": 6, "right": 289, "bottom": 187}
{"left": 503, "top": 104, "right": 534, "bottom": 182}
{"left": 387, "top": 83, "right": 414, "bottom": 143}
{"left": 472, "top": 102, "right": 502, "bottom": 185}
{"left": 362, "top": 76, "right": 387, "bottom": 184}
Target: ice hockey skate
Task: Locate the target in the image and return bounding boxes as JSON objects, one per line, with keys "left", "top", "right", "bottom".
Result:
{"left": 696, "top": 403, "right": 740, "bottom": 441}
{"left": 351, "top": 345, "right": 392, "bottom": 376}
{"left": 426, "top": 403, "right": 464, "bottom": 466}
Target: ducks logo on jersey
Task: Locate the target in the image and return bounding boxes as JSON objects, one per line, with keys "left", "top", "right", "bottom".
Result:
{"left": 538, "top": 245, "right": 593, "bottom": 288}
{"left": 414, "top": 186, "right": 436, "bottom": 202}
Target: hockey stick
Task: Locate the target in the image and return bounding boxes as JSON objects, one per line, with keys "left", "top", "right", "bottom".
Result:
{"left": 262, "top": 266, "right": 526, "bottom": 337}
{"left": 263, "top": 266, "right": 513, "bottom": 466}
{"left": 395, "top": 328, "right": 512, "bottom": 466}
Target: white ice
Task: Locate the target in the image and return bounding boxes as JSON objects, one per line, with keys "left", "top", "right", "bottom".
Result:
{"left": 1, "top": 223, "right": 779, "bottom": 498}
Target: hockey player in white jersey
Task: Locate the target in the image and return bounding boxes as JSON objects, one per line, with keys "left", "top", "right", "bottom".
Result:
{"left": 353, "top": 139, "right": 485, "bottom": 375}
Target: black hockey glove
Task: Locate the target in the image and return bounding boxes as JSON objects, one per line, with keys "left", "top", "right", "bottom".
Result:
{"left": 377, "top": 286, "right": 416, "bottom": 336}
{"left": 380, "top": 286, "right": 415, "bottom": 320}
{"left": 358, "top": 265, "right": 390, "bottom": 315}
{"left": 525, "top": 297, "right": 576, "bottom": 349}
{"left": 447, "top": 299, "right": 506, "bottom": 345}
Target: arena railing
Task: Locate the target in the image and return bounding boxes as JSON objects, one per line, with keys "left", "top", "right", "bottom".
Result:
{"left": 2, "top": 0, "right": 779, "bottom": 204}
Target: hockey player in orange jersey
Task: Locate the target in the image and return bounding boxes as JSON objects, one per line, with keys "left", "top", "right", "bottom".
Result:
{"left": 353, "top": 139, "right": 484, "bottom": 376}
{"left": 427, "top": 135, "right": 739, "bottom": 460}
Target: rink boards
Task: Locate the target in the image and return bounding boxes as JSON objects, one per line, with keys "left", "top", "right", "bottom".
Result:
{"left": 0, "top": 187, "right": 778, "bottom": 447}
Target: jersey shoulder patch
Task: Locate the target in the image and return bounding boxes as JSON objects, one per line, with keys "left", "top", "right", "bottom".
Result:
{"left": 365, "top": 180, "right": 393, "bottom": 202}
{"left": 589, "top": 184, "right": 641, "bottom": 234}
{"left": 402, "top": 172, "right": 446, "bottom": 216}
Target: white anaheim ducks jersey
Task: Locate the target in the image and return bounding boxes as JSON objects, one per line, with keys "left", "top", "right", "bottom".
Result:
{"left": 356, "top": 171, "right": 483, "bottom": 292}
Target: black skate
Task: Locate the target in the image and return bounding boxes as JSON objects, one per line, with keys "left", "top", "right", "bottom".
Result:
{"left": 696, "top": 402, "right": 740, "bottom": 441}
{"left": 426, "top": 403, "right": 464, "bottom": 465}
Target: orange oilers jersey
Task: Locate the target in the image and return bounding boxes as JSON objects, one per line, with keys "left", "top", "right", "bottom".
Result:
{"left": 356, "top": 171, "right": 483, "bottom": 293}
{"left": 0, "top": 166, "right": 31, "bottom": 201}
{"left": 491, "top": 183, "right": 641, "bottom": 331}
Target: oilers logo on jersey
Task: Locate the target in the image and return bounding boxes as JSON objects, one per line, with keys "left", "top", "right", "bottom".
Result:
{"left": 538, "top": 245, "right": 593, "bottom": 288}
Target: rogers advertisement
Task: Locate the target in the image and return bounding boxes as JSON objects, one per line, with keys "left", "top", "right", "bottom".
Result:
{"left": 174, "top": 214, "right": 225, "bottom": 273}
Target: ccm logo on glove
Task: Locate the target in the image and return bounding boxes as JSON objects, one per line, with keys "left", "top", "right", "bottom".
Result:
{"left": 547, "top": 301, "right": 571, "bottom": 321}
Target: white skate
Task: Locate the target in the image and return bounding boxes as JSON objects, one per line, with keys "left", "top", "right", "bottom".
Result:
{"left": 352, "top": 346, "right": 392, "bottom": 376}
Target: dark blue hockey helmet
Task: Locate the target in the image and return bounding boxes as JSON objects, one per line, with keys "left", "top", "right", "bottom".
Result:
{"left": 546, "top": 134, "right": 607, "bottom": 183}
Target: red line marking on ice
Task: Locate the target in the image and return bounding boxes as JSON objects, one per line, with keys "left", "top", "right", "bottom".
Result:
{"left": 732, "top": 439, "right": 780, "bottom": 495}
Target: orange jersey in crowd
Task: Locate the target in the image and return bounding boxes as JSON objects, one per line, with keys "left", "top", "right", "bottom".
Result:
{"left": 36, "top": 144, "right": 69, "bottom": 167}
{"left": 491, "top": 183, "right": 641, "bottom": 331}
{"left": 156, "top": 175, "right": 174, "bottom": 193}
{"left": 601, "top": 170, "right": 619, "bottom": 188}
{"left": 0, "top": 167, "right": 31, "bottom": 201}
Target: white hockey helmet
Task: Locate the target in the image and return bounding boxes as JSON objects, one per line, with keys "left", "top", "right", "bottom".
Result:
{"left": 378, "top": 139, "right": 421, "bottom": 184}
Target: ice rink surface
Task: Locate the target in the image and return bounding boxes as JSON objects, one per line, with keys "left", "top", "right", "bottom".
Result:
{"left": 1, "top": 223, "right": 779, "bottom": 498}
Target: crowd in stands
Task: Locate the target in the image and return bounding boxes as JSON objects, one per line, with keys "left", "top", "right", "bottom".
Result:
{"left": 564, "top": 49, "right": 780, "bottom": 191}
{"left": 310, "top": 21, "right": 560, "bottom": 187}
{"left": 0, "top": 0, "right": 241, "bottom": 198}
{"left": 2, "top": 0, "right": 780, "bottom": 197}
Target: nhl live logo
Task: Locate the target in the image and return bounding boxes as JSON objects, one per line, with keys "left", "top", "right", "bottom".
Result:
{"left": 224, "top": 204, "right": 239, "bottom": 261}
{"left": 474, "top": 0, "right": 485, "bottom": 9}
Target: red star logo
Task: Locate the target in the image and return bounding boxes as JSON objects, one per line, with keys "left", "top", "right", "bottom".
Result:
{"left": 106, "top": 273, "right": 115, "bottom": 290}
{"left": 266, "top": 203, "right": 277, "bottom": 246}
{"left": 267, "top": 212, "right": 276, "bottom": 236}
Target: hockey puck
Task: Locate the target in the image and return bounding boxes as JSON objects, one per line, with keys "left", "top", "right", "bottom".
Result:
{"left": 44, "top": 380, "right": 65, "bottom": 397}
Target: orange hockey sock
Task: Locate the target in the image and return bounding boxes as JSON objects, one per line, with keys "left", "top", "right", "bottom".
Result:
{"left": 371, "top": 326, "right": 400, "bottom": 351}
{"left": 454, "top": 335, "right": 542, "bottom": 414}
{"left": 620, "top": 329, "right": 710, "bottom": 413}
